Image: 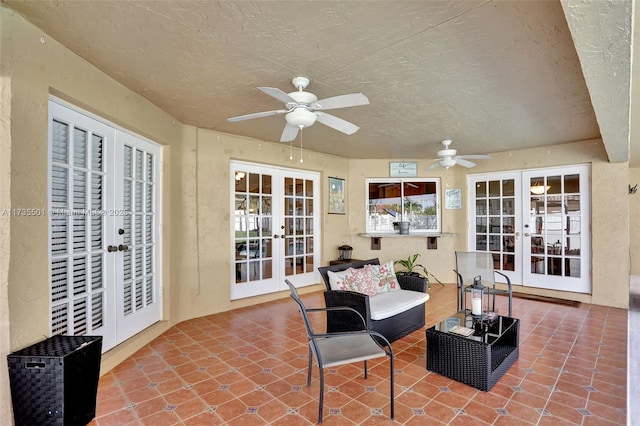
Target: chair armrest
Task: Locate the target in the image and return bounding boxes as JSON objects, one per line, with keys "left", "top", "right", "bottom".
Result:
{"left": 494, "top": 270, "right": 512, "bottom": 287}
{"left": 323, "top": 290, "right": 371, "bottom": 325}
{"left": 396, "top": 274, "right": 427, "bottom": 293}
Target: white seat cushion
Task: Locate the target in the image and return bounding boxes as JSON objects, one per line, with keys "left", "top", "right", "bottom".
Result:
{"left": 369, "top": 289, "right": 430, "bottom": 320}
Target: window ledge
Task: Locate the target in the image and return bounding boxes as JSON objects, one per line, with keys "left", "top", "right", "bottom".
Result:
{"left": 359, "top": 233, "right": 455, "bottom": 238}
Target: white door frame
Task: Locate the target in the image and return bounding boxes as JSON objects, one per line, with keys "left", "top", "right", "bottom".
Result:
{"left": 230, "top": 161, "right": 320, "bottom": 300}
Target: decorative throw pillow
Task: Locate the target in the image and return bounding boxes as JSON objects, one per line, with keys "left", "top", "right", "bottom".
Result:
{"left": 371, "top": 260, "right": 400, "bottom": 294}
{"left": 344, "top": 266, "right": 377, "bottom": 297}
{"left": 327, "top": 269, "right": 351, "bottom": 291}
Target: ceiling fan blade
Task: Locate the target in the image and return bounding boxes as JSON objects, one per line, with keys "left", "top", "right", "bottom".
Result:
{"left": 280, "top": 124, "right": 300, "bottom": 142}
{"left": 456, "top": 158, "right": 477, "bottom": 168}
{"left": 228, "top": 109, "right": 287, "bottom": 122}
{"left": 316, "top": 112, "right": 359, "bottom": 135}
{"left": 457, "top": 154, "right": 491, "bottom": 160}
{"left": 258, "top": 87, "right": 297, "bottom": 104}
{"left": 312, "top": 93, "right": 370, "bottom": 110}
{"left": 426, "top": 161, "right": 441, "bottom": 171}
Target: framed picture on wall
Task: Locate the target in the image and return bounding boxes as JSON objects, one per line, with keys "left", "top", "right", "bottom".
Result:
{"left": 328, "top": 177, "right": 345, "bottom": 214}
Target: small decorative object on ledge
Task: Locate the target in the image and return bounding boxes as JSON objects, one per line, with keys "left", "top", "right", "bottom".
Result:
{"left": 398, "top": 221, "right": 410, "bottom": 234}
{"left": 338, "top": 244, "right": 353, "bottom": 261}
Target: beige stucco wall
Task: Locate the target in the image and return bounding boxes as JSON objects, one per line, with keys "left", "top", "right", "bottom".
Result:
{"left": 0, "top": 30, "right": 13, "bottom": 426}
{"left": 630, "top": 168, "right": 640, "bottom": 276}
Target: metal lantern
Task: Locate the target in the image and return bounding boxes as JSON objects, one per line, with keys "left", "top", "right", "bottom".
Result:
{"left": 470, "top": 275, "right": 488, "bottom": 317}
{"left": 338, "top": 245, "right": 353, "bottom": 261}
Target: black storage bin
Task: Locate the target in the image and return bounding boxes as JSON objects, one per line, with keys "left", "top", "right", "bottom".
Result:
{"left": 7, "top": 335, "right": 102, "bottom": 426}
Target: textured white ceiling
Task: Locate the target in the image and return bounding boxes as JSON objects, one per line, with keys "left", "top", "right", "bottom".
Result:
{"left": 4, "top": 0, "right": 632, "bottom": 163}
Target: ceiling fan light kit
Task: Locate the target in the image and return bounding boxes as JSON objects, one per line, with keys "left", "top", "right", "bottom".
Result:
{"left": 438, "top": 158, "right": 457, "bottom": 169}
{"left": 285, "top": 108, "right": 317, "bottom": 128}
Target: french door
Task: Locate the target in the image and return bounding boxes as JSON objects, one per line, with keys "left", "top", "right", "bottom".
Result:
{"left": 468, "top": 165, "right": 590, "bottom": 293}
{"left": 231, "top": 161, "right": 320, "bottom": 299}
{"left": 49, "top": 100, "right": 162, "bottom": 351}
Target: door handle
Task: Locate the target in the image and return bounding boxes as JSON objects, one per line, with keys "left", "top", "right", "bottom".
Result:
{"left": 273, "top": 235, "right": 279, "bottom": 239}
{"left": 524, "top": 232, "right": 530, "bottom": 237}
{"left": 118, "top": 244, "right": 129, "bottom": 252}
{"left": 107, "top": 245, "right": 118, "bottom": 252}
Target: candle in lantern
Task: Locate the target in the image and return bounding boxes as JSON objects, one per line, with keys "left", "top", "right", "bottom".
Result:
{"left": 472, "top": 297, "right": 482, "bottom": 315}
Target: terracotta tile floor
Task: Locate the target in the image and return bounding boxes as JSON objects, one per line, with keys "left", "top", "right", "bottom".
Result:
{"left": 89, "top": 284, "right": 627, "bottom": 425}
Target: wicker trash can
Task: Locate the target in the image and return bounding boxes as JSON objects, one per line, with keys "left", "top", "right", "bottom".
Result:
{"left": 7, "top": 335, "right": 102, "bottom": 426}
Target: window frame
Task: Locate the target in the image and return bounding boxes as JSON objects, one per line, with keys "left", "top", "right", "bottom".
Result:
{"left": 365, "top": 177, "right": 441, "bottom": 234}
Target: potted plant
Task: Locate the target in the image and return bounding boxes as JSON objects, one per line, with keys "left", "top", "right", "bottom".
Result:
{"left": 394, "top": 253, "right": 443, "bottom": 287}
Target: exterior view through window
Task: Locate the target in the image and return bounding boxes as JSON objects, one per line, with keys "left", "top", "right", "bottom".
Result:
{"left": 366, "top": 179, "right": 440, "bottom": 234}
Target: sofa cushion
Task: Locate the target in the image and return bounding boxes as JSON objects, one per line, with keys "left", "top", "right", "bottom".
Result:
{"left": 370, "top": 260, "right": 400, "bottom": 294}
{"left": 369, "top": 290, "right": 430, "bottom": 320}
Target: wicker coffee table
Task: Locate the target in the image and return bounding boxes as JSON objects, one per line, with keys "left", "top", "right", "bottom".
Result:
{"left": 426, "top": 311, "right": 519, "bottom": 391}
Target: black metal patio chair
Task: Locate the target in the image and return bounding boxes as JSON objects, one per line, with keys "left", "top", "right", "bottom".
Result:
{"left": 285, "top": 279, "right": 394, "bottom": 424}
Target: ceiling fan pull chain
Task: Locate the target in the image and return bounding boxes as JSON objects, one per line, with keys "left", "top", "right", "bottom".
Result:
{"left": 289, "top": 139, "right": 293, "bottom": 160}
{"left": 299, "top": 126, "right": 304, "bottom": 163}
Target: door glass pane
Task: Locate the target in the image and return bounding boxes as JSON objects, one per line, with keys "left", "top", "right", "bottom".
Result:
{"left": 547, "top": 175, "right": 562, "bottom": 194}
{"left": 502, "top": 179, "right": 514, "bottom": 196}
{"left": 234, "top": 171, "right": 274, "bottom": 284}
{"left": 475, "top": 181, "right": 486, "bottom": 197}
{"left": 503, "top": 198, "right": 514, "bottom": 215}
{"left": 488, "top": 180, "right": 500, "bottom": 197}
{"left": 488, "top": 199, "right": 500, "bottom": 215}
{"left": 262, "top": 175, "right": 272, "bottom": 194}
{"left": 285, "top": 177, "right": 294, "bottom": 195}
{"left": 285, "top": 177, "right": 316, "bottom": 277}
{"left": 564, "top": 174, "right": 580, "bottom": 193}
{"left": 530, "top": 176, "right": 546, "bottom": 195}
{"left": 476, "top": 217, "right": 487, "bottom": 234}
{"left": 528, "top": 171, "right": 581, "bottom": 279}
{"left": 248, "top": 173, "right": 259, "bottom": 194}
{"left": 474, "top": 177, "right": 517, "bottom": 272}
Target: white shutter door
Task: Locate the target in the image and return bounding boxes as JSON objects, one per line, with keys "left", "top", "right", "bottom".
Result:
{"left": 115, "top": 132, "right": 162, "bottom": 342}
{"left": 49, "top": 102, "right": 116, "bottom": 349}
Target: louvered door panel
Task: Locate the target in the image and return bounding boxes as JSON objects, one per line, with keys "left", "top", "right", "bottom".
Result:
{"left": 48, "top": 104, "right": 114, "bottom": 349}
{"left": 115, "top": 132, "right": 161, "bottom": 342}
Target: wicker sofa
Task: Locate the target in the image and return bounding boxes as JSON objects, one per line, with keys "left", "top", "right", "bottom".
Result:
{"left": 318, "top": 258, "right": 429, "bottom": 343}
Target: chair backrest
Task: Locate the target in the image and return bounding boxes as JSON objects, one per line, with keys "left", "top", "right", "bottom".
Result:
{"left": 455, "top": 251, "right": 496, "bottom": 286}
{"left": 285, "top": 279, "right": 315, "bottom": 337}
{"left": 317, "top": 258, "right": 380, "bottom": 291}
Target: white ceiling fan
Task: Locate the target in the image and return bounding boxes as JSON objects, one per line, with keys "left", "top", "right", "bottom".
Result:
{"left": 228, "top": 76, "right": 369, "bottom": 142}
{"left": 426, "top": 139, "right": 491, "bottom": 170}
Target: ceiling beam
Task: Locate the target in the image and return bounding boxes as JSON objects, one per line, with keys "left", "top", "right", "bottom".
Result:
{"left": 561, "top": 0, "right": 633, "bottom": 164}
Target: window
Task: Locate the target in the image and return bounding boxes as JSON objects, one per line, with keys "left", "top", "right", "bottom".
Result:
{"left": 366, "top": 178, "right": 440, "bottom": 233}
